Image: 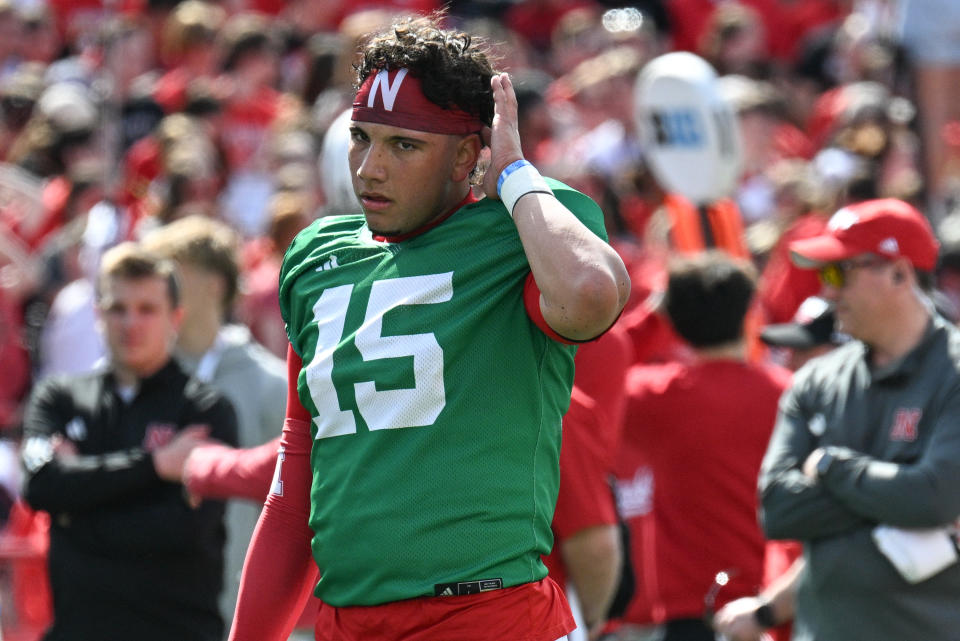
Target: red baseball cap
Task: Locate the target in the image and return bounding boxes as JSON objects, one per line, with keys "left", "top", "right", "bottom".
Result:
{"left": 790, "top": 198, "right": 940, "bottom": 271}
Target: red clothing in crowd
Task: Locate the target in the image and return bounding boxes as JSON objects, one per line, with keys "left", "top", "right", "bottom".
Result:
{"left": 46, "top": 0, "right": 109, "bottom": 39}
{"left": 0, "top": 288, "right": 29, "bottom": 429}
{"left": 621, "top": 303, "right": 694, "bottom": 367}
{"left": 219, "top": 86, "right": 283, "bottom": 172}
{"left": 666, "top": 0, "right": 785, "bottom": 57}
{"left": 762, "top": 540, "right": 803, "bottom": 641}
{"left": 758, "top": 211, "right": 830, "bottom": 324}
{"left": 504, "top": 0, "right": 597, "bottom": 51}
{"left": 779, "top": 0, "right": 849, "bottom": 61}
{"left": 544, "top": 388, "right": 616, "bottom": 590}
{"left": 122, "top": 135, "right": 163, "bottom": 208}
{"left": 615, "top": 358, "right": 790, "bottom": 624}
{"left": 2, "top": 501, "right": 52, "bottom": 640}
{"left": 666, "top": 0, "right": 846, "bottom": 61}
{"left": 0, "top": 175, "right": 70, "bottom": 252}
{"left": 806, "top": 85, "right": 851, "bottom": 150}
{"left": 571, "top": 322, "right": 632, "bottom": 431}
{"left": 544, "top": 324, "right": 631, "bottom": 589}
{"left": 153, "top": 68, "right": 194, "bottom": 115}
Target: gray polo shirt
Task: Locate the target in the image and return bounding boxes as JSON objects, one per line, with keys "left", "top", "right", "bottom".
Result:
{"left": 759, "top": 313, "right": 960, "bottom": 641}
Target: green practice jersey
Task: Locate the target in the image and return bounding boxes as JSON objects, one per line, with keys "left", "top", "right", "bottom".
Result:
{"left": 279, "top": 181, "right": 607, "bottom": 606}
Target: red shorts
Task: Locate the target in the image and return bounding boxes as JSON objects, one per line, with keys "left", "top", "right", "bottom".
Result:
{"left": 314, "top": 578, "right": 574, "bottom": 641}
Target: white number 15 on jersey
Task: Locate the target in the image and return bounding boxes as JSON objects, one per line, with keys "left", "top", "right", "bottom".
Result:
{"left": 304, "top": 272, "right": 452, "bottom": 439}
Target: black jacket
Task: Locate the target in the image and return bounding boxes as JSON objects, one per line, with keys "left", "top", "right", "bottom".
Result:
{"left": 22, "top": 359, "right": 238, "bottom": 641}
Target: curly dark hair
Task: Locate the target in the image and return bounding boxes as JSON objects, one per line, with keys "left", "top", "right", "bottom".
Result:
{"left": 354, "top": 14, "right": 497, "bottom": 127}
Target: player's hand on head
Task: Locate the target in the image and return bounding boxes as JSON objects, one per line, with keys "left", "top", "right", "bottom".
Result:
{"left": 482, "top": 72, "right": 525, "bottom": 200}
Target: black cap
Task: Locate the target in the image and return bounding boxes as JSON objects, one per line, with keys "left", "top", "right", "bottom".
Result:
{"left": 760, "top": 296, "right": 841, "bottom": 349}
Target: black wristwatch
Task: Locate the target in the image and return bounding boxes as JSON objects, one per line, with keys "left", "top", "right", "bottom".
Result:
{"left": 754, "top": 600, "right": 777, "bottom": 629}
{"left": 815, "top": 449, "right": 836, "bottom": 479}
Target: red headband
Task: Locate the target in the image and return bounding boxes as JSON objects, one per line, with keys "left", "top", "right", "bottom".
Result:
{"left": 352, "top": 68, "right": 484, "bottom": 135}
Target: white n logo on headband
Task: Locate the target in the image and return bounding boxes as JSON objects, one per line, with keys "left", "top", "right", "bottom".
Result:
{"left": 368, "top": 68, "right": 408, "bottom": 111}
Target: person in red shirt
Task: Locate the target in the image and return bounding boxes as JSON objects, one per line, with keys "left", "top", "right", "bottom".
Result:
{"left": 712, "top": 295, "right": 845, "bottom": 641}
{"left": 756, "top": 162, "right": 830, "bottom": 325}
{"left": 612, "top": 251, "right": 790, "bottom": 641}
{"left": 153, "top": 0, "right": 225, "bottom": 114}
{"left": 544, "top": 323, "right": 632, "bottom": 639}
{"left": 214, "top": 12, "right": 289, "bottom": 236}
{"left": 216, "top": 13, "right": 283, "bottom": 174}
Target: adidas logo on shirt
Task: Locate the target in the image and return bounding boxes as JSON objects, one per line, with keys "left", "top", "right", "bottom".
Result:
{"left": 316, "top": 255, "right": 340, "bottom": 272}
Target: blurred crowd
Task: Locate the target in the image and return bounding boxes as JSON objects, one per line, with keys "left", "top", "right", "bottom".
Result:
{"left": 0, "top": 0, "right": 959, "bottom": 639}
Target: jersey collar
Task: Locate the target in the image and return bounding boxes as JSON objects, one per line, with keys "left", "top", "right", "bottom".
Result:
{"left": 371, "top": 191, "right": 479, "bottom": 243}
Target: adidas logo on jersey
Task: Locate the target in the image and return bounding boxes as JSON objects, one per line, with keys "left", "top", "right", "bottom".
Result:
{"left": 316, "top": 255, "right": 340, "bottom": 272}
{"left": 434, "top": 578, "right": 503, "bottom": 596}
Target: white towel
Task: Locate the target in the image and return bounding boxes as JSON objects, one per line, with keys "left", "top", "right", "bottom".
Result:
{"left": 872, "top": 525, "right": 958, "bottom": 583}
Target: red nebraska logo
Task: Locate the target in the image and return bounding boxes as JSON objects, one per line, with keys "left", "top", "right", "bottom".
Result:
{"left": 890, "top": 409, "right": 921, "bottom": 442}
{"left": 143, "top": 423, "right": 177, "bottom": 451}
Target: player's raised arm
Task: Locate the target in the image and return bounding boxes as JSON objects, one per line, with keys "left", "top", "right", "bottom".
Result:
{"left": 482, "top": 72, "right": 630, "bottom": 341}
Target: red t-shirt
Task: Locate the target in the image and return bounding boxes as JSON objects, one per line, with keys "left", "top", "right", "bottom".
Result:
{"left": 615, "top": 358, "right": 790, "bottom": 624}
{"left": 621, "top": 303, "right": 694, "bottom": 367}
{"left": 572, "top": 322, "right": 632, "bottom": 430}
{"left": 543, "top": 322, "right": 630, "bottom": 603}
{"left": 544, "top": 387, "right": 619, "bottom": 589}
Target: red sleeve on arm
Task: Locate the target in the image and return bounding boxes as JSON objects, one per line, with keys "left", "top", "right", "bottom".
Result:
{"left": 229, "top": 345, "right": 318, "bottom": 641}
{"left": 524, "top": 272, "right": 620, "bottom": 345}
{"left": 524, "top": 272, "right": 577, "bottom": 344}
{"left": 183, "top": 438, "right": 280, "bottom": 502}
{"left": 284, "top": 344, "right": 312, "bottom": 422}
{"left": 186, "top": 345, "right": 311, "bottom": 501}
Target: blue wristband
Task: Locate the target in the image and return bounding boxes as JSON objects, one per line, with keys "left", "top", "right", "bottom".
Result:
{"left": 497, "top": 159, "right": 531, "bottom": 197}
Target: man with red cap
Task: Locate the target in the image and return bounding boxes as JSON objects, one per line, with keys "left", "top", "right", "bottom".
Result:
{"left": 758, "top": 198, "right": 960, "bottom": 641}
{"left": 228, "top": 13, "right": 630, "bottom": 641}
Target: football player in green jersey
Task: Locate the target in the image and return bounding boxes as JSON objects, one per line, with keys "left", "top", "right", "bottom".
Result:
{"left": 229, "top": 13, "right": 630, "bottom": 641}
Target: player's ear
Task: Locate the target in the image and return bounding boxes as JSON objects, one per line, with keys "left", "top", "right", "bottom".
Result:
{"left": 451, "top": 133, "right": 482, "bottom": 182}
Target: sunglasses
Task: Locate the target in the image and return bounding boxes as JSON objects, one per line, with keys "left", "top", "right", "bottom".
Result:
{"left": 818, "top": 256, "right": 887, "bottom": 288}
